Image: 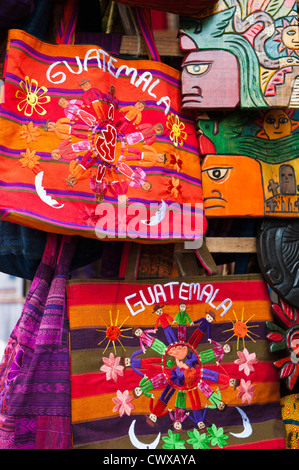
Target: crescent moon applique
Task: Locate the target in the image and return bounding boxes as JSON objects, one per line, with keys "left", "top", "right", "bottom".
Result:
{"left": 141, "top": 200, "right": 167, "bottom": 226}
{"left": 128, "top": 419, "right": 161, "bottom": 449}
{"left": 230, "top": 406, "right": 253, "bottom": 438}
{"left": 35, "top": 171, "right": 64, "bottom": 209}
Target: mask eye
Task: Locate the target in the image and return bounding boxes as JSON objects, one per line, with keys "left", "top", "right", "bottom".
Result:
{"left": 185, "top": 63, "right": 210, "bottom": 75}
{"left": 205, "top": 168, "right": 230, "bottom": 181}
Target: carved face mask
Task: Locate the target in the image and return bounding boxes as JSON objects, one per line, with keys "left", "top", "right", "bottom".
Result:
{"left": 181, "top": 49, "right": 240, "bottom": 109}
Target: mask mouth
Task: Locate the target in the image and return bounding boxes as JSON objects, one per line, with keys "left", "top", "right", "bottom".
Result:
{"left": 182, "top": 93, "right": 203, "bottom": 106}
{"left": 203, "top": 191, "right": 227, "bottom": 209}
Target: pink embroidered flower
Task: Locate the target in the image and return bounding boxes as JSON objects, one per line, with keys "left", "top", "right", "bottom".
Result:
{"left": 79, "top": 207, "right": 99, "bottom": 227}
{"left": 237, "top": 379, "right": 256, "bottom": 404}
{"left": 100, "top": 353, "right": 124, "bottom": 383}
{"left": 112, "top": 390, "right": 135, "bottom": 417}
{"left": 234, "top": 348, "right": 259, "bottom": 376}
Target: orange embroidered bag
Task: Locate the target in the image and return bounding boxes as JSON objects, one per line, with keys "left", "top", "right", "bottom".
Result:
{"left": 0, "top": 6, "right": 205, "bottom": 243}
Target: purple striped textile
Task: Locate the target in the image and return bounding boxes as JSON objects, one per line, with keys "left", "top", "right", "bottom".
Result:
{"left": 0, "top": 234, "right": 77, "bottom": 449}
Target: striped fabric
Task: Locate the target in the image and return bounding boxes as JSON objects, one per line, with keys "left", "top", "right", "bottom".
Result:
{"left": 55, "top": 0, "right": 78, "bottom": 46}
{"left": 0, "top": 234, "right": 76, "bottom": 449}
{"left": 68, "top": 275, "right": 286, "bottom": 449}
{"left": 135, "top": 7, "right": 161, "bottom": 62}
{"left": 0, "top": 29, "right": 206, "bottom": 242}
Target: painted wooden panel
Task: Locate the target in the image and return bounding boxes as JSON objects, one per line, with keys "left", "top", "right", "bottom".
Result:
{"left": 199, "top": 108, "right": 299, "bottom": 216}
{"left": 180, "top": 0, "right": 299, "bottom": 109}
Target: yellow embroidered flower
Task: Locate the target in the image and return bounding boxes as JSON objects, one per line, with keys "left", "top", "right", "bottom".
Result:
{"left": 166, "top": 113, "right": 187, "bottom": 147}
{"left": 16, "top": 76, "right": 50, "bottom": 116}
{"left": 19, "top": 148, "right": 41, "bottom": 170}
{"left": 19, "top": 121, "right": 41, "bottom": 143}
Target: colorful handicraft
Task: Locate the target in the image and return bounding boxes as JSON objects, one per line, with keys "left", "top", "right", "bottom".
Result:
{"left": 257, "top": 220, "right": 299, "bottom": 308}
{"left": 68, "top": 275, "right": 286, "bottom": 449}
{"left": 198, "top": 108, "right": 299, "bottom": 218}
{"left": 179, "top": 0, "right": 299, "bottom": 109}
{"left": 0, "top": 28, "right": 205, "bottom": 241}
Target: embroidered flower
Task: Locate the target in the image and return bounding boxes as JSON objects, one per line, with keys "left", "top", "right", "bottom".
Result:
{"left": 169, "top": 153, "right": 182, "bottom": 172}
{"left": 79, "top": 207, "right": 99, "bottom": 227}
{"left": 234, "top": 348, "right": 259, "bottom": 376}
{"left": 187, "top": 429, "right": 210, "bottom": 449}
{"left": 166, "top": 113, "right": 187, "bottom": 147}
{"left": 112, "top": 389, "right": 134, "bottom": 417}
{"left": 237, "top": 378, "right": 256, "bottom": 404}
{"left": 19, "top": 121, "right": 41, "bottom": 143}
{"left": 100, "top": 353, "right": 124, "bottom": 383}
{"left": 206, "top": 424, "right": 229, "bottom": 448}
{"left": 16, "top": 76, "right": 50, "bottom": 116}
{"left": 167, "top": 177, "right": 182, "bottom": 200}
{"left": 19, "top": 148, "right": 41, "bottom": 170}
{"left": 162, "top": 429, "right": 186, "bottom": 449}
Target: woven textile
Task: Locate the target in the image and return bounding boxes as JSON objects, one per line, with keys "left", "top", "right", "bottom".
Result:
{"left": 0, "top": 234, "right": 76, "bottom": 449}
{"left": 68, "top": 275, "right": 286, "bottom": 449}
{"left": 0, "top": 27, "right": 205, "bottom": 242}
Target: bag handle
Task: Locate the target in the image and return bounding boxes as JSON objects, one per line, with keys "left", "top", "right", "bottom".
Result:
{"left": 36, "top": 235, "right": 78, "bottom": 346}
{"left": 56, "top": 0, "right": 79, "bottom": 45}
{"left": 123, "top": 239, "right": 218, "bottom": 281}
{"left": 134, "top": 7, "right": 161, "bottom": 62}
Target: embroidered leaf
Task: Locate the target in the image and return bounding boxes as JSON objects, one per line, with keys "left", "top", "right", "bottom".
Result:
{"left": 187, "top": 429, "right": 210, "bottom": 449}
{"left": 206, "top": 423, "right": 229, "bottom": 448}
{"left": 162, "top": 430, "right": 186, "bottom": 449}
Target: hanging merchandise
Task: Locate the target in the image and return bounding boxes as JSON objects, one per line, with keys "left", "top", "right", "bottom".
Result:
{"left": 179, "top": 0, "right": 299, "bottom": 111}
{"left": 197, "top": 108, "right": 299, "bottom": 218}
{"left": 67, "top": 254, "right": 286, "bottom": 449}
{"left": 0, "top": 4, "right": 206, "bottom": 243}
{"left": 0, "top": 234, "right": 77, "bottom": 449}
{"left": 257, "top": 220, "right": 299, "bottom": 308}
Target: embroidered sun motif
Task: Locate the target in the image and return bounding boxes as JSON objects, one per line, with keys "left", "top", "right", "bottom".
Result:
{"left": 97, "top": 310, "right": 133, "bottom": 355}
{"left": 16, "top": 76, "right": 50, "bottom": 116}
{"left": 222, "top": 308, "right": 260, "bottom": 349}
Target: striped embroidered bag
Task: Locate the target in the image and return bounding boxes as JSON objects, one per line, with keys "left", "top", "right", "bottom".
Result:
{"left": 67, "top": 267, "right": 286, "bottom": 449}
{"left": 0, "top": 5, "right": 205, "bottom": 243}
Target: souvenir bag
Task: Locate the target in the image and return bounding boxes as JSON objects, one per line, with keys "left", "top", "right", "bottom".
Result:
{"left": 0, "top": 233, "right": 77, "bottom": 449}
{"left": 67, "top": 248, "right": 286, "bottom": 449}
{"left": 0, "top": 3, "right": 206, "bottom": 243}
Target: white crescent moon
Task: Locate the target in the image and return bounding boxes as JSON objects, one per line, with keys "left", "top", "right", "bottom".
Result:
{"left": 230, "top": 406, "right": 253, "bottom": 438}
{"left": 141, "top": 200, "right": 167, "bottom": 226}
{"left": 35, "top": 171, "right": 64, "bottom": 209}
{"left": 128, "top": 420, "right": 161, "bottom": 449}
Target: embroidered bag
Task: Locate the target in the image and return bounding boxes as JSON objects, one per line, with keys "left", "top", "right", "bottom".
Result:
{"left": 67, "top": 252, "right": 286, "bottom": 449}
{"left": 0, "top": 233, "right": 77, "bottom": 449}
{"left": 0, "top": 5, "right": 205, "bottom": 243}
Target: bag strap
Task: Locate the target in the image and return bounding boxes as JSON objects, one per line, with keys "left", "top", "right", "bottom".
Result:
{"left": 122, "top": 240, "right": 218, "bottom": 281}
{"left": 13, "top": 233, "right": 59, "bottom": 349}
{"left": 36, "top": 235, "right": 78, "bottom": 346}
{"left": 56, "top": 0, "right": 79, "bottom": 45}
{"left": 135, "top": 7, "right": 161, "bottom": 62}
